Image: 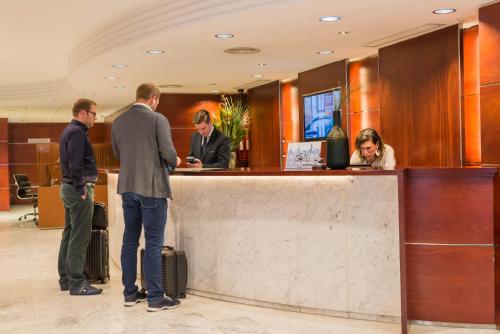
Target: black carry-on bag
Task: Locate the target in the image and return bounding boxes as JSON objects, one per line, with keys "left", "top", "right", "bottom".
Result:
{"left": 140, "top": 246, "right": 187, "bottom": 299}
{"left": 83, "top": 203, "right": 110, "bottom": 284}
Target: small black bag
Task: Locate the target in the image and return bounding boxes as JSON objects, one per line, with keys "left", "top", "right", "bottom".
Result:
{"left": 92, "top": 202, "right": 108, "bottom": 230}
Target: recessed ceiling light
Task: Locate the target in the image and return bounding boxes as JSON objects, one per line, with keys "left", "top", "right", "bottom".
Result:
{"left": 158, "top": 84, "right": 182, "bottom": 88}
{"left": 105, "top": 76, "right": 118, "bottom": 80}
{"left": 209, "top": 83, "right": 217, "bottom": 86}
{"left": 112, "top": 64, "right": 128, "bottom": 69}
{"left": 211, "top": 90, "right": 220, "bottom": 93}
{"left": 47, "top": 98, "right": 55, "bottom": 102}
{"left": 319, "top": 16, "right": 341, "bottom": 22}
{"left": 317, "top": 50, "right": 334, "bottom": 55}
{"left": 215, "top": 33, "right": 234, "bottom": 39}
{"left": 224, "top": 47, "right": 261, "bottom": 55}
{"left": 113, "top": 86, "right": 127, "bottom": 89}
{"left": 433, "top": 8, "right": 456, "bottom": 14}
{"left": 258, "top": 63, "right": 266, "bottom": 66}
{"left": 338, "top": 31, "right": 349, "bottom": 35}
{"left": 252, "top": 74, "right": 264, "bottom": 78}
{"left": 146, "top": 50, "right": 165, "bottom": 55}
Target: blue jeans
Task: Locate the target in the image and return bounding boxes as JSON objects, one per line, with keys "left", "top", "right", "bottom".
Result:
{"left": 121, "top": 192, "right": 167, "bottom": 303}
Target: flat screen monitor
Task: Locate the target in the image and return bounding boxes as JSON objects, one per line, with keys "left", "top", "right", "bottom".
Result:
{"left": 303, "top": 88, "right": 340, "bottom": 141}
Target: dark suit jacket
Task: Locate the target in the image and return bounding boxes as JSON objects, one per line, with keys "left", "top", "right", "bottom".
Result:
{"left": 189, "top": 127, "right": 230, "bottom": 168}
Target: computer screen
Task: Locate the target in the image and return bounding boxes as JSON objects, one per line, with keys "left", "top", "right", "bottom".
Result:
{"left": 303, "top": 88, "right": 340, "bottom": 141}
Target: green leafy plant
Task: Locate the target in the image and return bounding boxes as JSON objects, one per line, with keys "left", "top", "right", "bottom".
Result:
{"left": 213, "top": 95, "right": 250, "bottom": 150}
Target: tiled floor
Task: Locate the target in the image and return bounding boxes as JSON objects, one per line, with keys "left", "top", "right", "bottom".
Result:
{"left": 0, "top": 206, "right": 497, "bottom": 334}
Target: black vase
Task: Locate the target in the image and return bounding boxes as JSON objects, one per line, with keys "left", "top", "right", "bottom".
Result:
{"left": 326, "top": 109, "right": 349, "bottom": 169}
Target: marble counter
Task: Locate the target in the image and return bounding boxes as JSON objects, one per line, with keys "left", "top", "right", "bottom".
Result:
{"left": 107, "top": 172, "right": 401, "bottom": 322}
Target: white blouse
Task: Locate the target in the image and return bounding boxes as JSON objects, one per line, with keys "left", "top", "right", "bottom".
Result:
{"left": 349, "top": 144, "right": 396, "bottom": 167}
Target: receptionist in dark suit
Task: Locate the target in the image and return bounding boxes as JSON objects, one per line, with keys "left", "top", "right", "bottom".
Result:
{"left": 187, "top": 109, "right": 230, "bottom": 168}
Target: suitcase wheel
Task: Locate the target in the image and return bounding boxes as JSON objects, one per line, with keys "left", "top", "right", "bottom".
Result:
{"left": 179, "top": 292, "right": 186, "bottom": 299}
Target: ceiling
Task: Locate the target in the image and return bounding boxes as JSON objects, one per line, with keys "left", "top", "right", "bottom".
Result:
{"left": 0, "top": 0, "right": 491, "bottom": 123}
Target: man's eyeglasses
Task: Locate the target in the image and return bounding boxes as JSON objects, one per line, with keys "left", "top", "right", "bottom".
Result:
{"left": 86, "top": 110, "right": 97, "bottom": 117}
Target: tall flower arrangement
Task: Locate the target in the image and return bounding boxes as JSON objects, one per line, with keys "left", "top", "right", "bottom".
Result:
{"left": 213, "top": 94, "right": 250, "bottom": 150}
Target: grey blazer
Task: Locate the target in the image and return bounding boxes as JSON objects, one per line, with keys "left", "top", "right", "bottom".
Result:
{"left": 111, "top": 104, "right": 177, "bottom": 199}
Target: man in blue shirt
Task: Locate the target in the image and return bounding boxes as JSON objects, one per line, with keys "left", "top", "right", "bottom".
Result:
{"left": 57, "top": 98, "right": 102, "bottom": 295}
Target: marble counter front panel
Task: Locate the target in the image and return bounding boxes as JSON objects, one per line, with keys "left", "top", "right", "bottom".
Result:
{"left": 107, "top": 173, "right": 401, "bottom": 321}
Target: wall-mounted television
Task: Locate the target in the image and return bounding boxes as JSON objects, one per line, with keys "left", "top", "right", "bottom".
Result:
{"left": 303, "top": 88, "right": 341, "bottom": 141}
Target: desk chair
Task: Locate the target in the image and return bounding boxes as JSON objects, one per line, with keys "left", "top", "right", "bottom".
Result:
{"left": 13, "top": 174, "right": 39, "bottom": 225}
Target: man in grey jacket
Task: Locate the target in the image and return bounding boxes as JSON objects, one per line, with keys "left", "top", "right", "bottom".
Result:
{"left": 111, "top": 83, "right": 180, "bottom": 312}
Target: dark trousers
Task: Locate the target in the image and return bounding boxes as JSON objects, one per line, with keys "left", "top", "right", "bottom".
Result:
{"left": 121, "top": 192, "right": 167, "bottom": 303}
{"left": 58, "top": 183, "right": 94, "bottom": 289}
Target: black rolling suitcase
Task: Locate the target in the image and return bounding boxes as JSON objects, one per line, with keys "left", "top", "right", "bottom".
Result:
{"left": 140, "top": 246, "right": 187, "bottom": 299}
{"left": 83, "top": 203, "right": 110, "bottom": 284}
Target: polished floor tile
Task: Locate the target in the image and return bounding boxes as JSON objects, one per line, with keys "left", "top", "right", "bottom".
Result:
{"left": 0, "top": 206, "right": 497, "bottom": 334}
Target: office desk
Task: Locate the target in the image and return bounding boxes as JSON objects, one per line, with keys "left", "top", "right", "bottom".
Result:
{"left": 38, "top": 185, "right": 108, "bottom": 229}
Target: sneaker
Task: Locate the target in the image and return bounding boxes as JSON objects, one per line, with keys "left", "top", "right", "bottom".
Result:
{"left": 124, "top": 289, "right": 147, "bottom": 306}
{"left": 147, "top": 296, "right": 180, "bottom": 312}
{"left": 69, "top": 283, "right": 103, "bottom": 296}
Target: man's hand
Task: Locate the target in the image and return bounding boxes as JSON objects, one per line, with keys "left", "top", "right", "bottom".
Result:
{"left": 187, "top": 159, "right": 203, "bottom": 168}
{"left": 176, "top": 156, "right": 182, "bottom": 167}
{"left": 81, "top": 192, "right": 87, "bottom": 200}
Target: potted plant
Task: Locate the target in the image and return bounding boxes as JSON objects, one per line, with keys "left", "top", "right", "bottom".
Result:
{"left": 213, "top": 94, "right": 250, "bottom": 168}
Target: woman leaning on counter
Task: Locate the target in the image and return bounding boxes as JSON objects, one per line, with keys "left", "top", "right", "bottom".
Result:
{"left": 350, "top": 128, "right": 396, "bottom": 167}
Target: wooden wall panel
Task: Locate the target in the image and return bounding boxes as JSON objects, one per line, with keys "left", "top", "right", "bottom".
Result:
{"left": 298, "top": 60, "right": 348, "bottom": 140}
{"left": 479, "top": 2, "right": 500, "bottom": 85}
{"left": 462, "top": 26, "right": 481, "bottom": 164}
{"left": 281, "top": 80, "right": 299, "bottom": 167}
{"left": 406, "top": 176, "right": 493, "bottom": 244}
{"left": 380, "top": 25, "right": 461, "bottom": 167}
{"left": 157, "top": 93, "right": 221, "bottom": 129}
{"left": 8, "top": 143, "right": 36, "bottom": 164}
{"left": 348, "top": 56, "right": 380, "bottom": 153}
{"left": 0, "top": 118, "right": 9, "bottom": 211}
{"left": 480, "top": 85, "right": 500, "bottom": 164}
{"left": 155, "top": 93, "right": 222, "bottom": 164}
{"left": 480, "top": 3, "right": 500, "bottom": 165}
{"left": 248, "top": 81, "right": 281, "bottom": 168}
{"left": 407, "top": 245, "right": 494, "bottom": 324}
{"left": 8, "top": 123, "right": 104, "bottom": 144}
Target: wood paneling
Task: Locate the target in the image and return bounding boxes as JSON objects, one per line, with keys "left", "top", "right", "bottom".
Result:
{"left": 157, "top": 93, "right": 221, "bottom": 129}
{"left": 8, "top": 123, "right": 104, "bottom": 144}
{"left": 0, "top": 119, "right": 9, "bottom": 211}
{"left": 480, "top": 85, "right": 500, "bottom": 164}
{"left": 170, "top": 129, "right": 196, "bottom": 167}
{"left": 281, "top": 80, "right": 299, "bottom": 167}
{"left": 8, "top": 143, "right": 36, "bottom": 164}
{"left": 298, "top": 60, "right": 348, "bottom": 139}
{"left": 380, "top": 25, "right": 461, "bottom": 167}
{"left": 406, "top": 176, "right": 493, "bottom": 244}
{"left": 248, "top": 81, "right": 281, "bottom": 168}
{"left": 0, "top": 189, "right": 9, "bottom": 211}
{"left": 348, "top": 56, "right": 380, "bottom": 154}
{"left": 0, "top": 118, "right": 7, "bottom": 141}
{"left": 462, "top": 26, "right": 481, "bottom": 164}
{"left": 407, "top": 245, "right": 494, "bottom": 324}
{"left": 479, "top": 2, "right": 500, "bottom": 85}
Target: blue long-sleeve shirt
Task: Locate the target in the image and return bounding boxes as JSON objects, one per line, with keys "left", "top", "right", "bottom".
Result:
{"left": 60, "top": 119, "right": 98, "bottom": 195}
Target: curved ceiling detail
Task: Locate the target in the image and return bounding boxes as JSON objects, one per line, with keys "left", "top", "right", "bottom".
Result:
{"left": 0, "top": 78, "right": 74, "bottom": 101}
{"left": 69, "top": 0, "right": 289, "bottom": 71}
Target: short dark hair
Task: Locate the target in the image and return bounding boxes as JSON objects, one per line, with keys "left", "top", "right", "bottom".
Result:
{"left": 193, "top": 109, "right": 211, "bottom": 125}
{"left": 136, "top": 83, "right": 160, "bottom": 100}
{"left": 72, "top": 98, "right": 96, "bottom": 116}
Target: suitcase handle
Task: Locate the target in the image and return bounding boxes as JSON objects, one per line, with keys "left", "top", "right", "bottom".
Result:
{"left": 164, "top": 245, "right": 174, "bottom": 251}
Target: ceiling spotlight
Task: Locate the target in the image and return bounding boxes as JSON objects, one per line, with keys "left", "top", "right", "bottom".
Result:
{"left": 159, "top": 84, "right": 182, "bottom": 88}
{"left": 112, "top": 64, "right": 128, "bottom": 69}
{"left": 146, "top": 50, "right": 165, "bottom": 55}
{"left": 105, "top": 76, "right": 118, "bottom": 80}
{"left": 252, "top": 74, "right": 264, "bottom": 78}
{"left": 433, "top": 8, "right": 456, "bottom": 14}
{"left": 317, "top": 50, "right": 334, "bottom": 55}
{"left": 215, "top": 33, "right": 234, "bottom": 39}
{"left": 47, "top": 98, "right": 55, "bottom": 102}
{"left": 209, "top": 83, "right": 217, "bottom": 86}
{"left": 211, "top": 90, "right": 221, "bottom": 93}
{"left": 258, "top": 63, "right": 267, "bottom": 66}
{"left": 338, "top": 31, "right": 349, "bottom": 35}
{"left": 319, "top": 16, "right": 341, "bottom": 22}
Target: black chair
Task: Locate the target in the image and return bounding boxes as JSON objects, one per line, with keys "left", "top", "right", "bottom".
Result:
{"left": 13, "top": 174, "right": 38, "bottom": 224}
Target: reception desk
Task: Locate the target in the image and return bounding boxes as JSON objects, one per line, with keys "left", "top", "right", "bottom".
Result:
{"left": 107, "top": 167, "right": 499, "bottom": 333}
